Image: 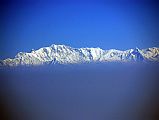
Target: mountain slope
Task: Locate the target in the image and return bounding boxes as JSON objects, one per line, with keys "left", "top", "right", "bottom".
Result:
{"left": 1, "top": 44, "right": 159, "bottom": 66}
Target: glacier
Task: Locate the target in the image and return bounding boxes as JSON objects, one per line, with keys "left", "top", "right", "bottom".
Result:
{"left": 0, "top": 44, "right": 159, "bottom": 66}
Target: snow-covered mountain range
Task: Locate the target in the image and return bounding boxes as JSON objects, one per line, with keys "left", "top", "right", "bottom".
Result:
{"left": 1, "top": 44, "right": 159, "bottom": 66}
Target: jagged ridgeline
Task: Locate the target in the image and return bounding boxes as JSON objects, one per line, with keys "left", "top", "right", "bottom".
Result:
{"left": 1, "top": 44, "right": 159, "bottom": 66}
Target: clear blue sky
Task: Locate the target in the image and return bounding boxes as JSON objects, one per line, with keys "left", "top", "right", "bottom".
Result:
{"left": 1, "top": 0, "right": 159, "bottom": 59}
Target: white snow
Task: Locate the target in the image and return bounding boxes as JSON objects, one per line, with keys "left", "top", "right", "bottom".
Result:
{"left": 1, "top": 44, "right": 159, "bottom": 66}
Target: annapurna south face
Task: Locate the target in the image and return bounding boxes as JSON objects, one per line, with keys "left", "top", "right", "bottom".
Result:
{"left": 1, "top": 44, "right": 159, "bottom": 66}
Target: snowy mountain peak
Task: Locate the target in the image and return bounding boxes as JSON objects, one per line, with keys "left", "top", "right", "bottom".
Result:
{"left": 1, "top": 44, "right": 159, "bottom": 66}
{"left": 129, "top": 48, "right": 144, "bottom": 61}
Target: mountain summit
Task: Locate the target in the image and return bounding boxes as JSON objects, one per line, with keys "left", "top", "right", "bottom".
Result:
{"left": 1, "top": 44, "right": 159, "bottom": 66}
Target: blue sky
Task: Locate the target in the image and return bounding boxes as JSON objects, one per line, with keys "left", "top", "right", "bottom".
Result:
{"left": 0, "top": 0, "right": 159, "bottom": 59}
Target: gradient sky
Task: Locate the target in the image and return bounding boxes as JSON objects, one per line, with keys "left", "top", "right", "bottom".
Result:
{"left": 0, "top": 0, "right": 159, "bottom": 59}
